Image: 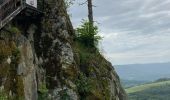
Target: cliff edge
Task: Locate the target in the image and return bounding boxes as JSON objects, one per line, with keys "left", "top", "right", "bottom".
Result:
{"left": 0, "top": 0, "right": 127, "bottom": 100}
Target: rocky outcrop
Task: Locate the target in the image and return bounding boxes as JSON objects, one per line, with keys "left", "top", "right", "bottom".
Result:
{"left": 0, "top": 0, "right": 127, "bottom": 100}
{"left": 0, "top": 25, "right": 38, "bottom": 100}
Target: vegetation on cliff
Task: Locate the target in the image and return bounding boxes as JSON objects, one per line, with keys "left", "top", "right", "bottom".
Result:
{"left": 0, "top": 26, "right": 24, "bottom": 100}
{"left": 0, "top": 0, "right": 127, "bottom": 100}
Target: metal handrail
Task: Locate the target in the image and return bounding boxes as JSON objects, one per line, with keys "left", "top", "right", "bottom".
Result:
{"left": 0, "top": 0, "right": 42, "bottom": 29}
{"left": 0, "top": 0, "right": 11, "bottom": 9}
{"left": 0, "top": 0, "right": 22, "bottom": 21}
{"left": 0, "top": 0, "right": 11, "bottom": 21}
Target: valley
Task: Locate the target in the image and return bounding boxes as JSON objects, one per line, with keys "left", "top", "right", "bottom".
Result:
{"left": 114, "top": 62, "right": 170, "bottom": 100}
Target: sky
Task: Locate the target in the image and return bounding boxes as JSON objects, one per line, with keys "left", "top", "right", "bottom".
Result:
{"left": 69, "top": 0, "right": 170, "bottom": 65}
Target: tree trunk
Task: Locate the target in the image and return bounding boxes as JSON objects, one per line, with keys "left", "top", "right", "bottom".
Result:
{"left": 87, "top": 0, "right": 95, "bottom": 46}
{"left": 87, "top": 0, "right": 93, "bottom": 26}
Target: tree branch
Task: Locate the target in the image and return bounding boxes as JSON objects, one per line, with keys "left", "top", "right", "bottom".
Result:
{"left": 79, "top": 1, "right": 87, "bottom": 5}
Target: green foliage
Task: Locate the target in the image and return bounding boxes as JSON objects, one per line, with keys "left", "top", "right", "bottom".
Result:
{"left": 38, "top": 93, "right": 48, "bottom": 100}
{"left": 59, "top": 89, "right": 71, "bottom": 100}
{"left": 75, "top": 73, "right": 92, "bottom": 98}
{"left": 76, "top": 20, "right": 102, "bottom": 48}
{"left": 0, "top": 41, "right": 14, "bottom": 63}
{"left": 0, "top": 40, "right": 21, "bottom": 77}
{"left": 38, "top": 83, "right": 48, "bottom": 94}
{"left": 0, "top": 39, "right": 24, "bottom": 99}
{"left": 74, "top": 31, "right": 115, "bottom": 100}
{"left": 0, "top": 90, "right": 8, "bottom": 100}
{"left": 11, "top": 48, "right": 21, "bottom": 64}
{"left": 155, "top": 78, "right": 170, "bottom": 82}
{"left": 78, "top": 47, "right": 91, "bottom": 67}
{"left": 121, "top": 80, "right": 147, "bottom": 88}
{"left": 15, "top": 76, "right": 24, "bottom": 99}
{"left": 129, "top": 84, "right": 170, "bottom": 100}
{"left": 74, "top": 41, "right": 97, "bottom": 71}
{"left": 126, "top": 81, "right": 170, "bottom": 94}
{"left": 8, "top": 27, "right": 21, "bottom": 35}
{"left": 38, "top": 82, "right": 48, "bottom": 100}
{"left": 127, "top": 81, "right": 170, "bottom": 100}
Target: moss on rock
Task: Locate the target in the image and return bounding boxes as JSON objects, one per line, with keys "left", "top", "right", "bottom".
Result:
{"left": 0, "top": 28, "right": 25, "bottom": 99}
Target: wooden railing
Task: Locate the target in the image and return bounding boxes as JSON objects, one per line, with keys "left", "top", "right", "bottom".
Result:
{"left": 0, "top": 0, "right": 22, "bottom": 22}
{"left": 0, "top": 0, "right": 42, "bottom": 29}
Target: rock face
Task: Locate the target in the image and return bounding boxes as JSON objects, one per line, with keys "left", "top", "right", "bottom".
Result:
{"left": 0, "top": 0, "right": 127, "bottom": 100}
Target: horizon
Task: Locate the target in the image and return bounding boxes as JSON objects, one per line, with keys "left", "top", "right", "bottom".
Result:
{"left": 70, "top": 0, "right": 170, "bottom": 65}
{"left": 114, "top": 61, "right": 170, "bottom": 66}
{"left": 114, "top": 62, "right": 170, "bottom": 81}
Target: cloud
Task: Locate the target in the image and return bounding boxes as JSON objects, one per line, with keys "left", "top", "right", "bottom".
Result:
{"left": 101, "top": 32, "right": 170, "bottom": 64}
{"left": 70, "top": 0, "right": 170, "bottom": 65}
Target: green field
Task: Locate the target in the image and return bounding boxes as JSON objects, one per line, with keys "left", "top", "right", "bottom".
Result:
{"left": 126, "top": 80, "right": 170, "bottom": 93}
{"left": 126, "top": 80, "right": 170, "bottom": 100}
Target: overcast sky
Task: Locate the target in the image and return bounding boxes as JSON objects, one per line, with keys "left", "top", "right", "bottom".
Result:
{"left": 69, "top": 0, "right": 170, "bottom": 65}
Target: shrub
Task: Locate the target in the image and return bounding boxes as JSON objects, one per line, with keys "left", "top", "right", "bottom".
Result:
{"left": 76, "top": 20, "right": 102, "bottom": 48}
{"left": 75, "top": 73, "right": 92, "bottom": 98}
{"left": 38, "top": 82, "right": 48, "bottom": 100}
{"left": 38, "top": 83, "right": 48, "bottom": 94}
{"left": 59, "top": 89, "right": 71, "bottom": 100}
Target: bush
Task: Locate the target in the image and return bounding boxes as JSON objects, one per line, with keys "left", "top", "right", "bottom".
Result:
{"left": 59, "top": 89, "right": 71, "bottom": 100}
{"left": 76, "top": 20, "right": 101, "bottom": 48}
{"left": 75, "top": 73, "right": 92, "bottom": 98}
{"left": 38, "top": 82, "right": 48, "bottom": 100}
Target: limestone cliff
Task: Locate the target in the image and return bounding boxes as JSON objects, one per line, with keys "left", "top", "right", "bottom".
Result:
{"left": 0, "top": 0, "right": 127, "bottom": 100}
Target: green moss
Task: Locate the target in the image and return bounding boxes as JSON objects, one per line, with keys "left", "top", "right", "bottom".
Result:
{"left": 0, "top": 39, "right": 24, "bottom": 99}
{"left": 73, "top": 41, "right": 113, "bottom": 100}
{"left": 11, "top": 47, "right": 21, "bottom": 64}
{"left": 73, "top": 42, "right": 96, "bottom": 73}
{"left": 87, "top": 78, "right": 103, "bottom": 100}
{"left": 16, "top": 76, "right": 24, "bottom": 99}
{"left": 63, "top": 66, "right": 78, "bottom": 81}
{"left": 9, "top": 27, "right": 21, "bottom": 35}
{"left": 0, "top": 90, "right": 8, "bottom": 100}
{"left": 4, "top": 70, "right": 24, "bottom": 100}
{"left": 0, "top": 40, "right": 19, "bottom": 77}
{"left": 38, "top": 82, "right": 48, "bottom": 100}
{"left": 0, "top": 63, "right": 10, "bottom": 77}
{"left": 101, "top": 78, "right": 111, "bottom": 100}
{"left": 38, "top": 82, "right": 48, "bottom": 93}
{"left": 0, "top": 41, "right": 13, "bottom": 63}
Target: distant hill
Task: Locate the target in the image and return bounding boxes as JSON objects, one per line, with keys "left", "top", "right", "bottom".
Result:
{"left": 121, "top": 79, "right": 148, "bottom": 88}
{"left": 126, "top": 80, "right": 170, "bottom": 94}
{"left": 114, "top": 62, "right": 170, "bottom": 81}
{"left": 126, "top": 80, "right": 170, "bottom": 100}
